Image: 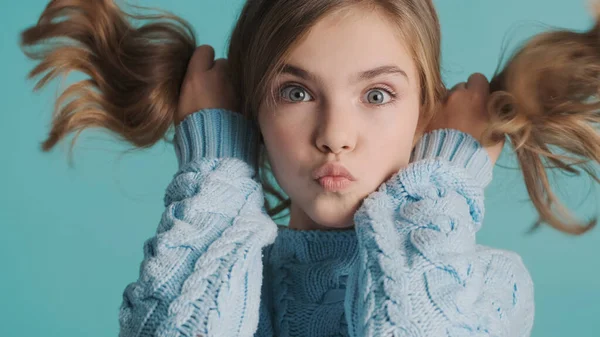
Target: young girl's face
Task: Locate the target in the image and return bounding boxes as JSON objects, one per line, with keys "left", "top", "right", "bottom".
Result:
{"left": 258, "top": 6, "right": 421, "bottom": 230}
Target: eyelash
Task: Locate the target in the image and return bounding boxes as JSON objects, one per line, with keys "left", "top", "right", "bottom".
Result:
{"left": 276, "top": 82, "right": 398, "bottom": 107}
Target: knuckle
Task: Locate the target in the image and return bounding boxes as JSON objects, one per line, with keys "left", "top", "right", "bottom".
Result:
{"left": 469, "top": 72, "right": 487, "bottom": 81}
{"left": 191, "top": 45, "right": 215, "bottom": 68}
{"left": 212, "top": 58, "right": 227, "bottom": 70}
{"left": 468, "top": 87, "right": 482, "bottom": 98}
{"left": 447, "top": 90, "right": 465, "bottom": 102}
{"left": 197, "top": 44, "right": 215, "bottom": 55}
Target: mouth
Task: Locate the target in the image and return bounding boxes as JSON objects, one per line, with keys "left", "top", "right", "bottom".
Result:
{"left": 313, "top": 162, "right": 356, "bottom": 192}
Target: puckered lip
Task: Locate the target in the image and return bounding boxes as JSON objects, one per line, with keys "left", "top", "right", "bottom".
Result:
{"left": 312, "top": 162, "right": 356, "bottom": 181}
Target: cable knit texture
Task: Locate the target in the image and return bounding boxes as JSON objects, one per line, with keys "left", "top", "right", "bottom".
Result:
{"left": 118, "top": 109, "right": 535, "bottom": 337}
{"left": 346, "top": 130, "right": 535, "bottom": 337}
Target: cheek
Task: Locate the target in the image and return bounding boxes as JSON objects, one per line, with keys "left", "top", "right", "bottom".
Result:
{"left": 260, "top": 119, "right": 307, "bottom": 186}
{"left": 264, "top": 124, "right": 297, "bottom": 158}
{"left": 367, "top": 102, "right": 420, "bottom": 175}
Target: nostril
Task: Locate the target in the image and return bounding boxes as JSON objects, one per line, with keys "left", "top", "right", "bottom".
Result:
{"left": 320, "top": 144, "right": 332, "bottom": 153}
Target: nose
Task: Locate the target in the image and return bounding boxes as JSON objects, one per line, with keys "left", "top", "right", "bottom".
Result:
{"left": 315, "top": 102, "right": 357, "bottom": 155}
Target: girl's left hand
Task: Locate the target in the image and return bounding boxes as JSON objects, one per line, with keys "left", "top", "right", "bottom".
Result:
{"left": 425, "top": 73, "right": 505, "bottom": 165}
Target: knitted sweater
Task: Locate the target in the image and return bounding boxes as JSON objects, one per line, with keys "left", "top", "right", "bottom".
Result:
{"left": 118, "top": 109, "right": 535, "bottom": 337}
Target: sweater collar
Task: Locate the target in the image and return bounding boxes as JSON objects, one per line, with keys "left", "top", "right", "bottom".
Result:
{"left": 271, "top": 225, "right": 358, "bottom": 265}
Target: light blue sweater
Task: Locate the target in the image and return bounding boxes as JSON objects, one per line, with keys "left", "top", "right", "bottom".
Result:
{"left": 118, "top": 109, "right": 535, "bottom": 337}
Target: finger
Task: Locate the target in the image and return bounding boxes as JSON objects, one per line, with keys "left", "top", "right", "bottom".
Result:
{"left": 466, "top": 72, "right": 490, "bottom": 97}
{"left": 443, "top": 82, "right": 466, "bottom": 103}
{"left": 450, "top": 81, "right": 467, "bottom": 92}
{"left": 211, "top": 58, "right": 228, "bottom": 72}
{"left": 189, "top": 45, "right": 215, "bottom": 73}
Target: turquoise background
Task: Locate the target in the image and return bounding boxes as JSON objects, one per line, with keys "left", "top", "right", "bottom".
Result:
{"left": 1, "top": 0, "right": 598, "bottom": 336}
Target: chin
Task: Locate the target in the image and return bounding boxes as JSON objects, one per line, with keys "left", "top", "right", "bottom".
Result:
{"left": 308, "top": 198, "right": 360, "bottom": 229}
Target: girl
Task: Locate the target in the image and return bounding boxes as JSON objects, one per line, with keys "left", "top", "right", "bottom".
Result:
{"left": 20, "top": 0, "right": 599, "bottom": 336}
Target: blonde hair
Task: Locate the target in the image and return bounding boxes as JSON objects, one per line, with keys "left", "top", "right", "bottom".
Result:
{"left": 21, "top": 0, "right": 599, "bottom": 234}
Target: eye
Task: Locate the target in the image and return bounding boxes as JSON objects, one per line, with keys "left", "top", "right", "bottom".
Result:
{"left": 364, "top": 88, "right": 395, "bottom": 105}
{"left": 280, "top": 85, "right": 313, "bottom": 102}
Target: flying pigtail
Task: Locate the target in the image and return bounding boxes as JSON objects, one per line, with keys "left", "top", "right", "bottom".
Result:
{"left": 487, "top": 5, "right": 600, "bottom": 234}
{"left": 20, "top": 0, "right": 197, "bottom": 152}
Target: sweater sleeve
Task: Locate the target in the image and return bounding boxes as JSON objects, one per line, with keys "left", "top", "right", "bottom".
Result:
{"left": 345, "top": 129, "right": 535, "bottom": 337}
{"left": 118, "top": 109, "right": 277, "bottom": 337}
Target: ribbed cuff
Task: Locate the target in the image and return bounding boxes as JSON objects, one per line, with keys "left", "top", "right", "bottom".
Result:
{"left": 410, "top": 129, "right": 493, "bottom": 187}
{"left": 174, "top": 109, "right": 260, "bottom": 169}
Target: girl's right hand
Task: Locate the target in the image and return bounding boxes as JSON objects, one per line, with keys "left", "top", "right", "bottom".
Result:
{"left": 176, "top": 45, "right": 238, "bottom": 124}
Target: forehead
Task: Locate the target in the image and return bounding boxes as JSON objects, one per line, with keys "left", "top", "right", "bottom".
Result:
{"left": 282, "top": 6, "right": 415, "bottom": 82}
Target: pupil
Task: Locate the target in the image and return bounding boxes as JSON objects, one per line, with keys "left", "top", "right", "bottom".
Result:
{"left": 292, "top": 89, "right": 304, "bottom": 100}
{"left": 370, "top": 91, "right": 382, "bottom": 103}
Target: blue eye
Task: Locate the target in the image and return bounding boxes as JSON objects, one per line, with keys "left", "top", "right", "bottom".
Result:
{"left": 365, "top": 88, "right": 393, "bottom": 105}
{"left": 280, "top": 85, "right": 312, "bottom": 102}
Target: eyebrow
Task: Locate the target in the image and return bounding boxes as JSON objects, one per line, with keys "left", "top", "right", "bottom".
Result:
{"left": 279, "top": 64, "right": 409, "bottom": 83}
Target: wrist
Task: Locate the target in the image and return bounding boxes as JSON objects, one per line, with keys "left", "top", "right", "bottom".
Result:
{"left": 410, "top": 128, "right": 493, "bottom": 188}
{"left": 174, "top": 109, "right": 260, "bottom": 169}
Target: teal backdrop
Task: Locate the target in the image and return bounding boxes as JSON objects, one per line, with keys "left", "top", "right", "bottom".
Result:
{"left": 1, "top": 0, "right": 598, "bottom": 336}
